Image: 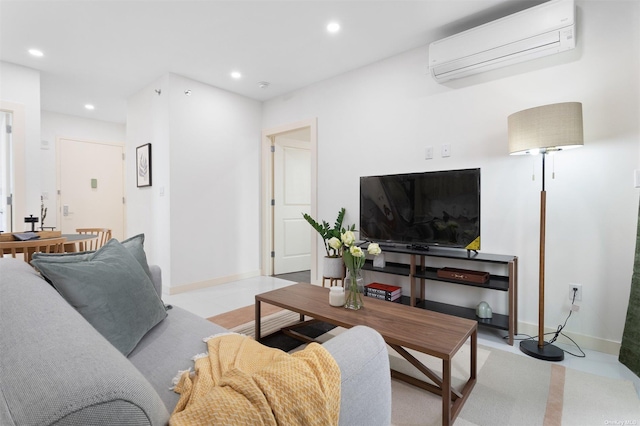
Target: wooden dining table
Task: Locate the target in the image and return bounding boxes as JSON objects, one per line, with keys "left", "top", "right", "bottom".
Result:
{"left": 0, "top": 231, "right": 99, "bottom": 253}
{"left": 0, "top": 230, "right": 62, "bottom": 242}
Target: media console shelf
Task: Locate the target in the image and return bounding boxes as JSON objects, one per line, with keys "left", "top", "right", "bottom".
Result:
{"left": 362, "top": 245, "right": 518, "bottom": 345}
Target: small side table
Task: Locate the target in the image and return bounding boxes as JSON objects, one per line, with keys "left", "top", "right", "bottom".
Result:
{"left": 322, "top": 276, "right": 344, "bottom": 287}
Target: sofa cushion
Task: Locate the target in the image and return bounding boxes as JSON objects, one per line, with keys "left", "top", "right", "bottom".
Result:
{"left": 31, "top": 239, "right": 167, "bottom": 356}
{"left": 128, "top": 306, "right": 230, "bottom": 411}
{"left": 31, "top": 233, "right": 153, "bottom": 281}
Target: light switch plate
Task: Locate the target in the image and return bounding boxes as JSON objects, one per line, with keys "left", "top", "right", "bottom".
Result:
{"left": 91, "top": 178, "right": 98, "bottom": 189}
{"left": 425, "top": 147, "right": 433, "bottom": 160}
{"left": 634, "top": 169, "right": 640, "bottom": 188}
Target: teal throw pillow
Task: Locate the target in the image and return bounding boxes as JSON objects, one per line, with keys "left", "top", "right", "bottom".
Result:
{"left": 31, "top": 239, "right": 167, "bottom": 356}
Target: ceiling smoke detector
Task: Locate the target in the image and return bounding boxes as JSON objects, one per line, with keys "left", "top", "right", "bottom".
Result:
{"left": 257, "top": 81, "right": 270, "bottom": 89}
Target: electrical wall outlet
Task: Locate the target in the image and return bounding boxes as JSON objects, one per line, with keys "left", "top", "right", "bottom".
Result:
{"left": 569, "top": 283, "right": 582, "bottom": 302}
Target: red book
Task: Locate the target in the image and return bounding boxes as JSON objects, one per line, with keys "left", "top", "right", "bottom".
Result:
{"left": 365, "top": 282, "right": 402, "bottom": 296}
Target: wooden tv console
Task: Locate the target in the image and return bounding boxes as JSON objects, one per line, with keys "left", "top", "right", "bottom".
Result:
{"left": 362, "top": 245, "right": 518, "bottom": 345}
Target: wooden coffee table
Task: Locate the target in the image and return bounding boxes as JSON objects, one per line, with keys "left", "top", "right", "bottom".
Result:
{"left": 255, "top": 283, "right": 477, "bottom": 426}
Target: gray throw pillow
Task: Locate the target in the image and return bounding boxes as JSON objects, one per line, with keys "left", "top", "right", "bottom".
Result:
{"left": 31, "top": 233, "right": 152, "bottom": 282}
{"left": 120, "top": 234, "right": 152, "bottom": 281}
{"left": 31, "top": 239, "right": 167, "bottom": 356}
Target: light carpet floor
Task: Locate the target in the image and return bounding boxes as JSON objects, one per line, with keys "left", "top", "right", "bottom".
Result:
{"left": 222, "top": 309, "right": 640, "bottom": 426}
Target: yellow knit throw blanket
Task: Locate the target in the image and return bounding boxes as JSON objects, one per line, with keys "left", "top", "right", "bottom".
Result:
{"left": 170, "top": 333, "right": 341, "bottom": 426}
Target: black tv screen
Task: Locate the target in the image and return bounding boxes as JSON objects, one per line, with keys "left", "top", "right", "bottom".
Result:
{"left": 360, "top": 168, "right": 481, "bottom": 250}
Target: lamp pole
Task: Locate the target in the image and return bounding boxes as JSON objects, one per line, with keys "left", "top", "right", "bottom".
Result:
{"left": 520, "top": 151, "right": 564, "bottom": 361}
{"left": 539, "top": 152, "right": 547, "bottom": 349}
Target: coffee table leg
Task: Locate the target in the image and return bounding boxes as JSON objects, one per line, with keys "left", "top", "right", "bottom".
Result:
{"left": 255, "top": 300, "right": 261, "bottom": 341}
{"left": 442, "top": 359, "right": 451, "bottom": 426}
{"left": 471, "top": 328, "right": 477, "bottom": 381}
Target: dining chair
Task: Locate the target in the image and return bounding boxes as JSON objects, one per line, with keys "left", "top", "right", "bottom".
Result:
{"left": 75, "top": 228, "right": 112, "bottom": 251}
{"left": 0, "top": 237, "right": 67, "bottom": 264}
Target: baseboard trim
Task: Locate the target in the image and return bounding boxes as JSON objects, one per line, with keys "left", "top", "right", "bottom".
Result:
{"left": 518, "top": 321, "right": 621, "bottom": 356}
{"left": 167, "top": 270, "right": 262, "bottom": 295}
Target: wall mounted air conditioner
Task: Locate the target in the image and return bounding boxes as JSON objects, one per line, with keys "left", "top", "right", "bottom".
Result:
{"left": 429, "top": 0, "right": 576, "bottom": 83}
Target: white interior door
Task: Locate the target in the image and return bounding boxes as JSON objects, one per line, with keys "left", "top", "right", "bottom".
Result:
{"left": 273, "top": 131, "right": 311, "bottom": 274}
{"left": 0, "top": 102, "right": 26, "bottom": 234}
{"left": 58, "top": 138, "right": 125, "bottom": 239}
{"left": 0, "top": 111, "right": 12, "bottom": 232}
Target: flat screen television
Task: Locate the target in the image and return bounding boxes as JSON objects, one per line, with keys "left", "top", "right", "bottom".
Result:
{"left": 359, "top": 168, "right": 481, "bottom": 250}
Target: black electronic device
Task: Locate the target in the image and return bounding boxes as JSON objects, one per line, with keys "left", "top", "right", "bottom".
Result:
{"left": 359, "top": 168, "right": 481, "bottom": 250}
{"left": 24, "top": 215, "right": 39, "bottom": 232}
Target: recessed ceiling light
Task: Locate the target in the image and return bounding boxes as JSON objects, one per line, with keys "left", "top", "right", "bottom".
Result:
{"left": 231, "top": 71, "right": 242, "bottom": 79}
{"left": 327, "top": 22, "right": 340, "bottom": 34}
{"left": 84, "top": 104, "right": 95, "bottom": 110}
{"left": 28, "top": 49, "right": 44, "bottom": 57}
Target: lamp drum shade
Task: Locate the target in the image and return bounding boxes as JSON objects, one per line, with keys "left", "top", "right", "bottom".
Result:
{"left": 508, "top": 102, "right": 583, "bottom": 155}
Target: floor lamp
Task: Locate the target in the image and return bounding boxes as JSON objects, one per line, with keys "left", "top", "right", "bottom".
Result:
{"left": 508, "top": 102, "right": 584, "bottom": 362}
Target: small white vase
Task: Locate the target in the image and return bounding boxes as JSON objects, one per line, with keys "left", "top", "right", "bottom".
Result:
{"left": 323, "top": 256, "right": 344, "bottom": 279}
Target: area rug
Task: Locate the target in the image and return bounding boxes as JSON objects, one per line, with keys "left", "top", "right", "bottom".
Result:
{"left": 210, "top": 308, "right": 337, "bottom": 352}
{"left": 229, "top": 309, "right": 302, "bottom": 337}
{"left": 214, "top": 308, "right": 640, "bottom": 425}
{"left": 207, "top": 303, "right": 284, "bottom": 329}
{"left": 230, "top": 310, "right": 337, "bottom": 352}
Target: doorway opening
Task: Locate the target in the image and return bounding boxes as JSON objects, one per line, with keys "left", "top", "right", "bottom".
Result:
{"left": 261, "top": 118, "right": 318, "bottom": 283}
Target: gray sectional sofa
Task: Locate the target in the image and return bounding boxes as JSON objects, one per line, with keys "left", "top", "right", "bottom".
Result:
{"left": 0, "top": 256, "right": 392, "bottom": 425}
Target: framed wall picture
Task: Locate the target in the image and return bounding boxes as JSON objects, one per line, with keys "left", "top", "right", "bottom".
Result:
{"left": 136, "top": 143, "right": 152, "bottom": 187}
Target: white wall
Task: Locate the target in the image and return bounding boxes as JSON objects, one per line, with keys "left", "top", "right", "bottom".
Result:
{"left": 262, "top": 0, "right": 640, "bottom": 351}
{"left": 0, "top": 61, "right": 41, "bottom": 228}
{"left": 126, "top": 73, "right": 262, "bottom": 292}
{"left": 40, "top": 111, "right": 126, "bottom": 227}
{"left": 126, "top": 75, "right": 172, "bottom": 284}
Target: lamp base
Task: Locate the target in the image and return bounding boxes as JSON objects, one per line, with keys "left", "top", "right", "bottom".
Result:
{"left": 520, "top": 339, "right": 565, "bottom": 362}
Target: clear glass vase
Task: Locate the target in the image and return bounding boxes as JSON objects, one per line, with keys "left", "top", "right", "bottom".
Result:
{"left": 344, "top": 268, "right": 364, "bottom": 310}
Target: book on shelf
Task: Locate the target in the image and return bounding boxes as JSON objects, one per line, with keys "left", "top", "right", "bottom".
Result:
{"left": 364, "top": 282, "right": 402, "bottom": 301}
{"left": 365, "top": 282, "right": 401, "bottom": 295}
{"left": 365, "top": 292, "right": 402, "bottom": 302}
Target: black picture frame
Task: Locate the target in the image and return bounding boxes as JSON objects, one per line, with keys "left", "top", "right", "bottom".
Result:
{"left": 136, "top": 143, "right": 152, "bottom": 187}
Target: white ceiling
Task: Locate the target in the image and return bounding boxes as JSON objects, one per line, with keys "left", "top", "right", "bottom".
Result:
{"left": 0, "top": 0, "right": 546, "bottom": 124}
